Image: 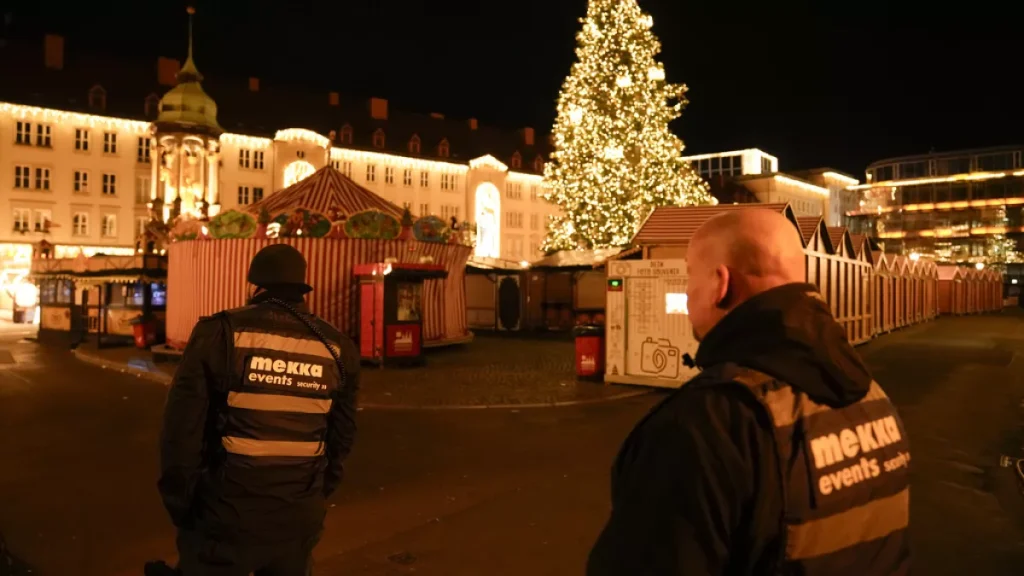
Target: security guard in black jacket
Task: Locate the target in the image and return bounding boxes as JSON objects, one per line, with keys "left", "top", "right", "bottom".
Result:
{"left": 159, "top": 244, "right": 359, "bottom": 576}
{"left": 588, "top": 209, "right": 911, "bottom": 576}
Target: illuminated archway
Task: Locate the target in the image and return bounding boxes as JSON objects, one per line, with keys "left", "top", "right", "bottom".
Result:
{"left": 474, "top": 182, "right": 500, "bottom": 259}
{"left": 283, "top": 160, "right": 316, "bottom": 187}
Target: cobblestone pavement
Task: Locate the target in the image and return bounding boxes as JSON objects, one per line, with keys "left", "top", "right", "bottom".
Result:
{"left": 3, "top": 315, "right": 1024, "bottom": 575}
{"left": 73, "top": 332, "right": 648, "bottom": 408}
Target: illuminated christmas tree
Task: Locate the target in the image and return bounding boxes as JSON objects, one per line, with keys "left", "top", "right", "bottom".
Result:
{"left": 542, "top": 0, "right": 713, "bottom": 250}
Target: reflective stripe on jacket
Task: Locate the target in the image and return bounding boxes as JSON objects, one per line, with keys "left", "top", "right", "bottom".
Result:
{"left": 732, "top": 368, "right": 911, "bottom": 575}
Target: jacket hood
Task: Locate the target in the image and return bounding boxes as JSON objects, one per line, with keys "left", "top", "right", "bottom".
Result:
{"left": 693, "top": 283, "right": 872, "bottom": 408}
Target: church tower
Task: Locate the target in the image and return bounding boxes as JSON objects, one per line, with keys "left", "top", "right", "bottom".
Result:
{"left": 149, "top": 7, "right": 223, "bottom": 223}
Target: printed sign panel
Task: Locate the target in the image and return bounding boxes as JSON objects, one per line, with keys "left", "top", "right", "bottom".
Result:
{"left": 605, "top": 260, "right": 699, "bottom": 387}
{"left": 386, "top": 324, "right": 421, "bottom": 357}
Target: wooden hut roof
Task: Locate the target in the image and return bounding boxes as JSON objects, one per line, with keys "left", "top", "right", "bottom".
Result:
{"left": 631, "top": 203, "right": 795, "bottom": 247}
{"left": 248, "top": 165, "right": 404, "bottom": 218}
{"left": 936, "top": 265, "right": 963, "bottom": 281}
{"left": 848, "top": 234, "right": 874, "bottom": 264}
{"left": 891, "top": 255, "right": 911, "bottom": 275}
{"left": 827, "top": 226, "right": 856, "bottom": 258}
{"left": 795, "top": 216, "right": 822, "bottom": 244}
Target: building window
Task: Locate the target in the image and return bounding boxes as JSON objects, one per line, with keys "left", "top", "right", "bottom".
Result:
{"left": 530, "top": 185, "right": 538, "bottom": 201}
{"left": 253, "top": 187, "right": 264, "bottom": 203}
{"left": 15, "top": 122, "right": 31, "bottom": 145}
{"left": 34, "top": 168, "right": 51, "bottom": 190}
{"left": 12, "top": 209, "right": 30, "bottom": 233}
{"left": 136, "top": 175, "right": 151, "bottom": 204}
{"left": 505, "top": 212, "right": 524, "bottom": 228}
{"left": 75, "top": 171, "right": 90, "bottom": 194}
{"left": 385, "top": 166, "right": 395, "bottom": 185}
{"left": 137, "top": 217, "right": 149, "bottom": 236}
{"left": 420, "top": 171, "right": 429, "bottom": 188}
{"left": 36, "top": 124, "right": 52, "bottom": 147}
{"left": 102, "top": 214, "right": 117, "bottom": 237}
{"left": 253, "top": 150, "right": 265, "bottom": 170}
{"left": 505, "top": 183, "right": 522, "bottom": 200}
{"left": 402, "top": 168, "right": 413, "bottom": 187}
{"left": 75, "top": 129, "right": 90, "bottom": 151}
{"left": 419, "top": 203, "right": 429, "bottom": 216}
{"left": 14, "top": 166, "right": 30, "bottom": 189}
{"left": 511, "top": 152, "right": 522, "bottom": 169}
{"left": 34, "top": 210, "right": 53, "bottom": 233}
{"left": 339, "top": 125, "right": 353, "bottom": 145}
{"left": 341, "top": 161, "right": 353, "bottom": 178}
{"left": 450, "top": 174, "right": 459, "bottom": 190}
{"left": 437, "top": 139, "right": 450, "bottom": 158}
{"left": 533, "top": 156, "right": 545, "bottom": 173}
{"left": 373, "top": 129, "right": 386, "bottom": 149}
{"left": 409, "top": 135, "right": 421, "bottom": 155}
{"left": 73, "top": 213, "right": 89, "bottom": 236}
{"left": 239, "top": 149, "right": 251, "bottom": 168}
{"left": 238, "top": 186, "right": 251, "bottom": 205}
{"left": 102, "top": 173, "right": 117, "bottom": 195}
{"left": 530, "top": 214, "right": 539, "bottom": 230}
{"left": 366, "top": 164, "right": 376, "bottom": 183}
{"left": 103, "top": 132, "right": 117, "bottom": 154}
{"left": 441, "top": 174, "right": 450, "bottom": 190}
{"left": 137, "top": 137, "right": 151, "bottom": 163}
{"left": 88, "top": 85, "right": 106, "bottom": 111}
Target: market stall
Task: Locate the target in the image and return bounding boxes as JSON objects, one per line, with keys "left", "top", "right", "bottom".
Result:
{"left": 527, "top": 249, "right": 621, "bottom": 329}
{"left": 827, "top": 227, "right": 873, "bottom": 345}
{"left": 33, "top": 251, "right": 167, "bottom": 348}
{"left": 937, "top": 265, "right": 967, "bottom": 315}
{"left": 165, "top": 166, "right": 472, "bottom": 349}
{"left": 464, "top": 257, "right": 526, "bottom": 332}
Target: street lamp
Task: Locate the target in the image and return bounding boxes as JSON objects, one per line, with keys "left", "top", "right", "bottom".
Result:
{"left": 975, "top": 262, "right": 985, "bottom": 270}
{"left": 909, "top": 253, "right": 920, "bottom": 262}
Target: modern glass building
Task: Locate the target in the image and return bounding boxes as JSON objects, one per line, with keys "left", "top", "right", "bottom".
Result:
{"left": 847, "top": 146, "right": 1024, "bottom": 266}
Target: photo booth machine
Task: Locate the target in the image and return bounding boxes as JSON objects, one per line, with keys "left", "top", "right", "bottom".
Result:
{"left": 354, "top": 262, "right": 448, "bottom": 366}
{"left": 604, "top": 259, "right": 700, "bottom": 388}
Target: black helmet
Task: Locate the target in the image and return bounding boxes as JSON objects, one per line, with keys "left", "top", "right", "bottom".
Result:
{"left": 247, "top": 244, "right": 313, "bottom": 293}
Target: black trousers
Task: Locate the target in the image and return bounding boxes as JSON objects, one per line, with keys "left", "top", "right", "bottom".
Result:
{"left": 176, "top": 529, "right": 321, "bottom": 576}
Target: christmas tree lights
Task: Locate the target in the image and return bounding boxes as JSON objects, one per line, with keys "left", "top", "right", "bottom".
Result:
{"left": 542, "top": 0, "right": 713, "bottom": 251}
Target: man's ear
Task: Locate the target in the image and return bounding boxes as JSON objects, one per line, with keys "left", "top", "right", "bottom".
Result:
{"left": 714, "top": 264, "right": 732, "bottom": 309}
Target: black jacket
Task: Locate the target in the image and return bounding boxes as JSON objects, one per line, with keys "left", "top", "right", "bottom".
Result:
{"left": 158, "top": 292, "right": 359, "bottom": 542}
{"left": 587, "top": 283, "right": 874, "bottom": 575}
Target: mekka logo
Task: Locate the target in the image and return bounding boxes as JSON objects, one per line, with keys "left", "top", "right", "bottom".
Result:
{"left": 246, "top": 356, "right": 328, "bottom": 391}
{"left": 249, "top": 356, "right": 325, "bottom": 378}
{"left": 808, "top": 415, "right": 910, "bottom": 496}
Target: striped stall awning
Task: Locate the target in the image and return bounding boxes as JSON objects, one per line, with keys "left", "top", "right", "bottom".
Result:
{"left": 632, "top": 203, "right": 792, "bottom": 246}
{"left": 248, "top": 166, "right": 405, "bottom": 218}
{"left": 166, "top": 238, "right": 471, "bottom": 350}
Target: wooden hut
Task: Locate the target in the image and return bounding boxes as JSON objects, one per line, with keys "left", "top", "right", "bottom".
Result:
{"left": 796, "top": 216, "right": 834, "bottom": 297}
{"left": 632, "top": 203, "right": 795, "bottom": 259}
{"left": 913, "top": 259, "right": 940, "bottom": 321}
{"left": 872, "top": 252, "right": 897, "bottom": 334}
{"left": 937, "top": 265, "right": 967, "bottom": 315}
{"left": 848, "top": 235, "right": 877, "bottom": 342}
{"left": 527, "top": 249, "right": 620, "bottom": 329}
{"left": 820, "top": 226, "right": 872, "bottom": 344}
{"left": 890, "top": 256, "right": 912, "bottom": 329}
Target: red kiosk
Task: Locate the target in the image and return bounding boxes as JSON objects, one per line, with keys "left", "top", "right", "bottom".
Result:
{"left": 354, "top": 262, "right": 449, "bottom": 365}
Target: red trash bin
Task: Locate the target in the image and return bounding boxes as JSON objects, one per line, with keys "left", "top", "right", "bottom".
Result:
{"left": 131, "top": 316, "right": 157, "bottom": 349}
{"left": 573, "top": 325, "right": 605, "bottom": 381}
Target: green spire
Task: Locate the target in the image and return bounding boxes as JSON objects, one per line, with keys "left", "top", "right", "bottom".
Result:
{"left": 177, "top": 6, "right": 202, "bottom": 83}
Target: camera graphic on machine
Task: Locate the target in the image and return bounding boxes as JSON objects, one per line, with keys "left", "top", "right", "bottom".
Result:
{"left": 639, "top": 337, "right": 680, "bottom": 379}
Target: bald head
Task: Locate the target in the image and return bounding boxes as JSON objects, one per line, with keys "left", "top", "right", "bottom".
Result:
{"left": 685, "top": 208, "right": 807, "bottom": 340}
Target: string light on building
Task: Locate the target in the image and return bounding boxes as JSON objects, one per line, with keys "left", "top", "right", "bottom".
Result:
{"left": 330, "top": 147, "right": 468, "bottom": 175}
{"left": 0, "top": 102, "right": 151, "bottom": 134}
{"left": 221, "top": 133, "right": 272, "bottom": 149}
{"left": 274, "top": 128, "right": 331, "bottom": 148}
{"left": 774, "top": 174, "right": 830, "bottom": 197}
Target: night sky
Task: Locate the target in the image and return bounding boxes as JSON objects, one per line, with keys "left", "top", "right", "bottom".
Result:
{"left": 5, "top": 0, "right": 1023, "bottom": 176}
